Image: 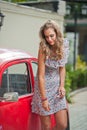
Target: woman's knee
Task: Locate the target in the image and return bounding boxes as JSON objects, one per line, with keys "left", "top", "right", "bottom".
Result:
{"left": 55, "top": 110, "right": 68, "bottom": 130}
{"left": 56, "top": 122, "right": 67, "bottom": 130}
{"left": 44, "top": 123, "right": 51, "bottom": 129}
{"left": 62, "top": 122, "right": 67, "bottom": 129}
{"left": 41, "top": 122, "right": 51, "bottom": 130}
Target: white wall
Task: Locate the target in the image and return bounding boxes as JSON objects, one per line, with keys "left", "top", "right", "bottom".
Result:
{"left": 0, "top": 1, "right": 65, "bottom": 57}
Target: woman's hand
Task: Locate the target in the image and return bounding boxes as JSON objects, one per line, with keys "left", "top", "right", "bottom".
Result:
{"left": 42, "top": 100, "right": 50, "bottom": 111}
{"left": 58, "top": 86, "right": 66, "bottom": 98}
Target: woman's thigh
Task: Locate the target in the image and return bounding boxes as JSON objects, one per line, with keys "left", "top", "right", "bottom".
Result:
{"left": 40, "top": 115, "right": 51, "bottom": 130}
{"left": 54, "top": 109, "right": 67, "bottom": 128}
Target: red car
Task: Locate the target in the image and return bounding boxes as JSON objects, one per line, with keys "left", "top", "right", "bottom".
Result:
{"left": 0, "top": 48, "right": 70, "bottom": 130}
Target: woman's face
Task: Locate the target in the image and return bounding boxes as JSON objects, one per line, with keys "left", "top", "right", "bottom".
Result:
{"left": 44, "top": 28, "right": 56, "bottom": 46}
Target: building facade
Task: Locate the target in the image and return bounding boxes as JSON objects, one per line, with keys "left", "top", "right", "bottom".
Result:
{"left": 65, "top": 1, "right": 87, "bottom": 63}
{"left": 0, "top": 0, "right": 65, "bottom": 57}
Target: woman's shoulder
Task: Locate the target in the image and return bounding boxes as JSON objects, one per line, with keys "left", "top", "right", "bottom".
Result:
{"left": 56, "top": 38, "right": 70, "bottom": 67}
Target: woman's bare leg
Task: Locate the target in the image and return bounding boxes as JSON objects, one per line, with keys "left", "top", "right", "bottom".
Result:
{"left": 52, "top": 126, "right": 57, "bottom": 130}
{"left": 53, "top": 109, "right": 67, "bottom": 130}
{"left": 40, "top": 115, "right": 51, "bottom": 130}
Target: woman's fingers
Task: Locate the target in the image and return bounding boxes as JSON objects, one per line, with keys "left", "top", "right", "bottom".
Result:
{"left": 42, "top": 100, "right": 50, "bottom": 111}
{"left": 59, "top": 89, "right": 66, "bottom": 98}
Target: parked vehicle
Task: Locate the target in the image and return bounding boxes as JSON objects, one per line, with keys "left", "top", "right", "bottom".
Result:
{"left": 0, "top": 48, "right": 70, "bottom": 130}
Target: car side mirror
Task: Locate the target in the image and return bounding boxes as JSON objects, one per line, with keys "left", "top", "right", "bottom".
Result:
{"left": 3, "top": 92, "right": 19, "bottom": 102}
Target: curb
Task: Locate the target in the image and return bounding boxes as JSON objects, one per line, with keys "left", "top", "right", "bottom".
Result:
{"left": 70, "top": 87, "right": 87, "bottom": 97}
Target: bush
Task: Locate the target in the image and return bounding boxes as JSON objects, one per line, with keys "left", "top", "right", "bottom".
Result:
{"left": 65, "top": 71, "right": 72, "bottom": 103}
{"left": 65, "top": 62, "right": 87, "bottom": 102}
{"left": 77, "top": 69, "right": 87, "bottom": 88}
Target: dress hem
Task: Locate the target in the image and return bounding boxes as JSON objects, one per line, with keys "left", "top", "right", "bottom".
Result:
{"left": 32, "top": 106, "right": 67, "bottom": 116}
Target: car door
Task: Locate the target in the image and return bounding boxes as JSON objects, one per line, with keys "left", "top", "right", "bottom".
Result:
{"left": 0, "top": 59, "right": 41, "bottom": 130}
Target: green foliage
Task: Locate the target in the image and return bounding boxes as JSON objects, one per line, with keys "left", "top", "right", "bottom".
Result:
{"left": 76, "top": 55, "right": 87, "bottom": 70}
{"left": 65, "top": 71, "right": 72, "bottom": 103}
{"left": 65, "top": 57, "right": 87, "bottom": 103}
{"left": 3, "top": 0, "right": 38, "bottom": 3}
{"left": 77, "top": 69, "right": 87, "bottom": 88}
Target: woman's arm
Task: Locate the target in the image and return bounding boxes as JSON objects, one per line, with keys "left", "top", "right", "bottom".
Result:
{"left": 38, "top": 48, "right": 50, "bottom": 111}
{"left": 38, "top": 48, "right": 46, "bottom": 99}
{"left": 59, "top": 66, "right": 66, "bottom": 98}
{"left": 59, "top": 66, "right": 66, "bottom": 88}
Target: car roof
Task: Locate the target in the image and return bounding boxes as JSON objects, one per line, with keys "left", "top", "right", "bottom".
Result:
{"left": 0, "top": 48, "right": 33, "bottom": 66}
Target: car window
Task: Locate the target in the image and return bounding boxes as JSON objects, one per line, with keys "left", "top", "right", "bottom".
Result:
{"left": 0, "top": 63, "right": 31, "bottom": 97}
{"left": 31, "top": 62, "right": 38, "bottom": 78}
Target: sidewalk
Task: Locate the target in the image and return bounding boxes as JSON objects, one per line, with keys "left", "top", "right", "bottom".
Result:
{"left": 69, "top": 87, "right": 87, "bottom": 130}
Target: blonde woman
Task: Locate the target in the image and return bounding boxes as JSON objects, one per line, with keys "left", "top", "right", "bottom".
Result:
{"left": 32, "top": 20, "right": 69, "bottom": 130}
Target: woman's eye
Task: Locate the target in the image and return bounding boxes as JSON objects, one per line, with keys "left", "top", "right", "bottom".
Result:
{"left": 45, "top": 34, "right": 54, "bottom": 39}
{"left": 50, "top": 34, "right": 54, "bottom": 37}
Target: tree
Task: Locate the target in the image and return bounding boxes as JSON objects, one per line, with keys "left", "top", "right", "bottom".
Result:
{"left": 3, "top": 0, "right": 38, "bottom": 3}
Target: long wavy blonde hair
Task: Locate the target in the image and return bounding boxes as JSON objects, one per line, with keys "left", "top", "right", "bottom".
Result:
{"left": 39, "top": 20, "right": 64, "bottom": 60}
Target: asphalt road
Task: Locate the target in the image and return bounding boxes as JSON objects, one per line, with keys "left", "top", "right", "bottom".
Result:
{"left": 69, "top": 88, "right": 87, "bottom": 130}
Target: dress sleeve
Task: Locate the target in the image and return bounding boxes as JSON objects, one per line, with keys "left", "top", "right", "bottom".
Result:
{"left": 58, "top": 38, "right": 69, "bottom": 67}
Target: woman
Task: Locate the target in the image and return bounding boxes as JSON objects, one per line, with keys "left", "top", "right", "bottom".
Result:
{"left": 32, "top": 20, "right": 69, "bottom": 130}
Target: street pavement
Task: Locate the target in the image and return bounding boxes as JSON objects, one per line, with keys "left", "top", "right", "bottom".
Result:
{"left": 69, "top": 87, "right": 87, "bottom": 130}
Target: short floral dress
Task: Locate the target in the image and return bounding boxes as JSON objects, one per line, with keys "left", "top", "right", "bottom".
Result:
{"left": 31, "top": 38, "right": 69, "bottom": 116}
